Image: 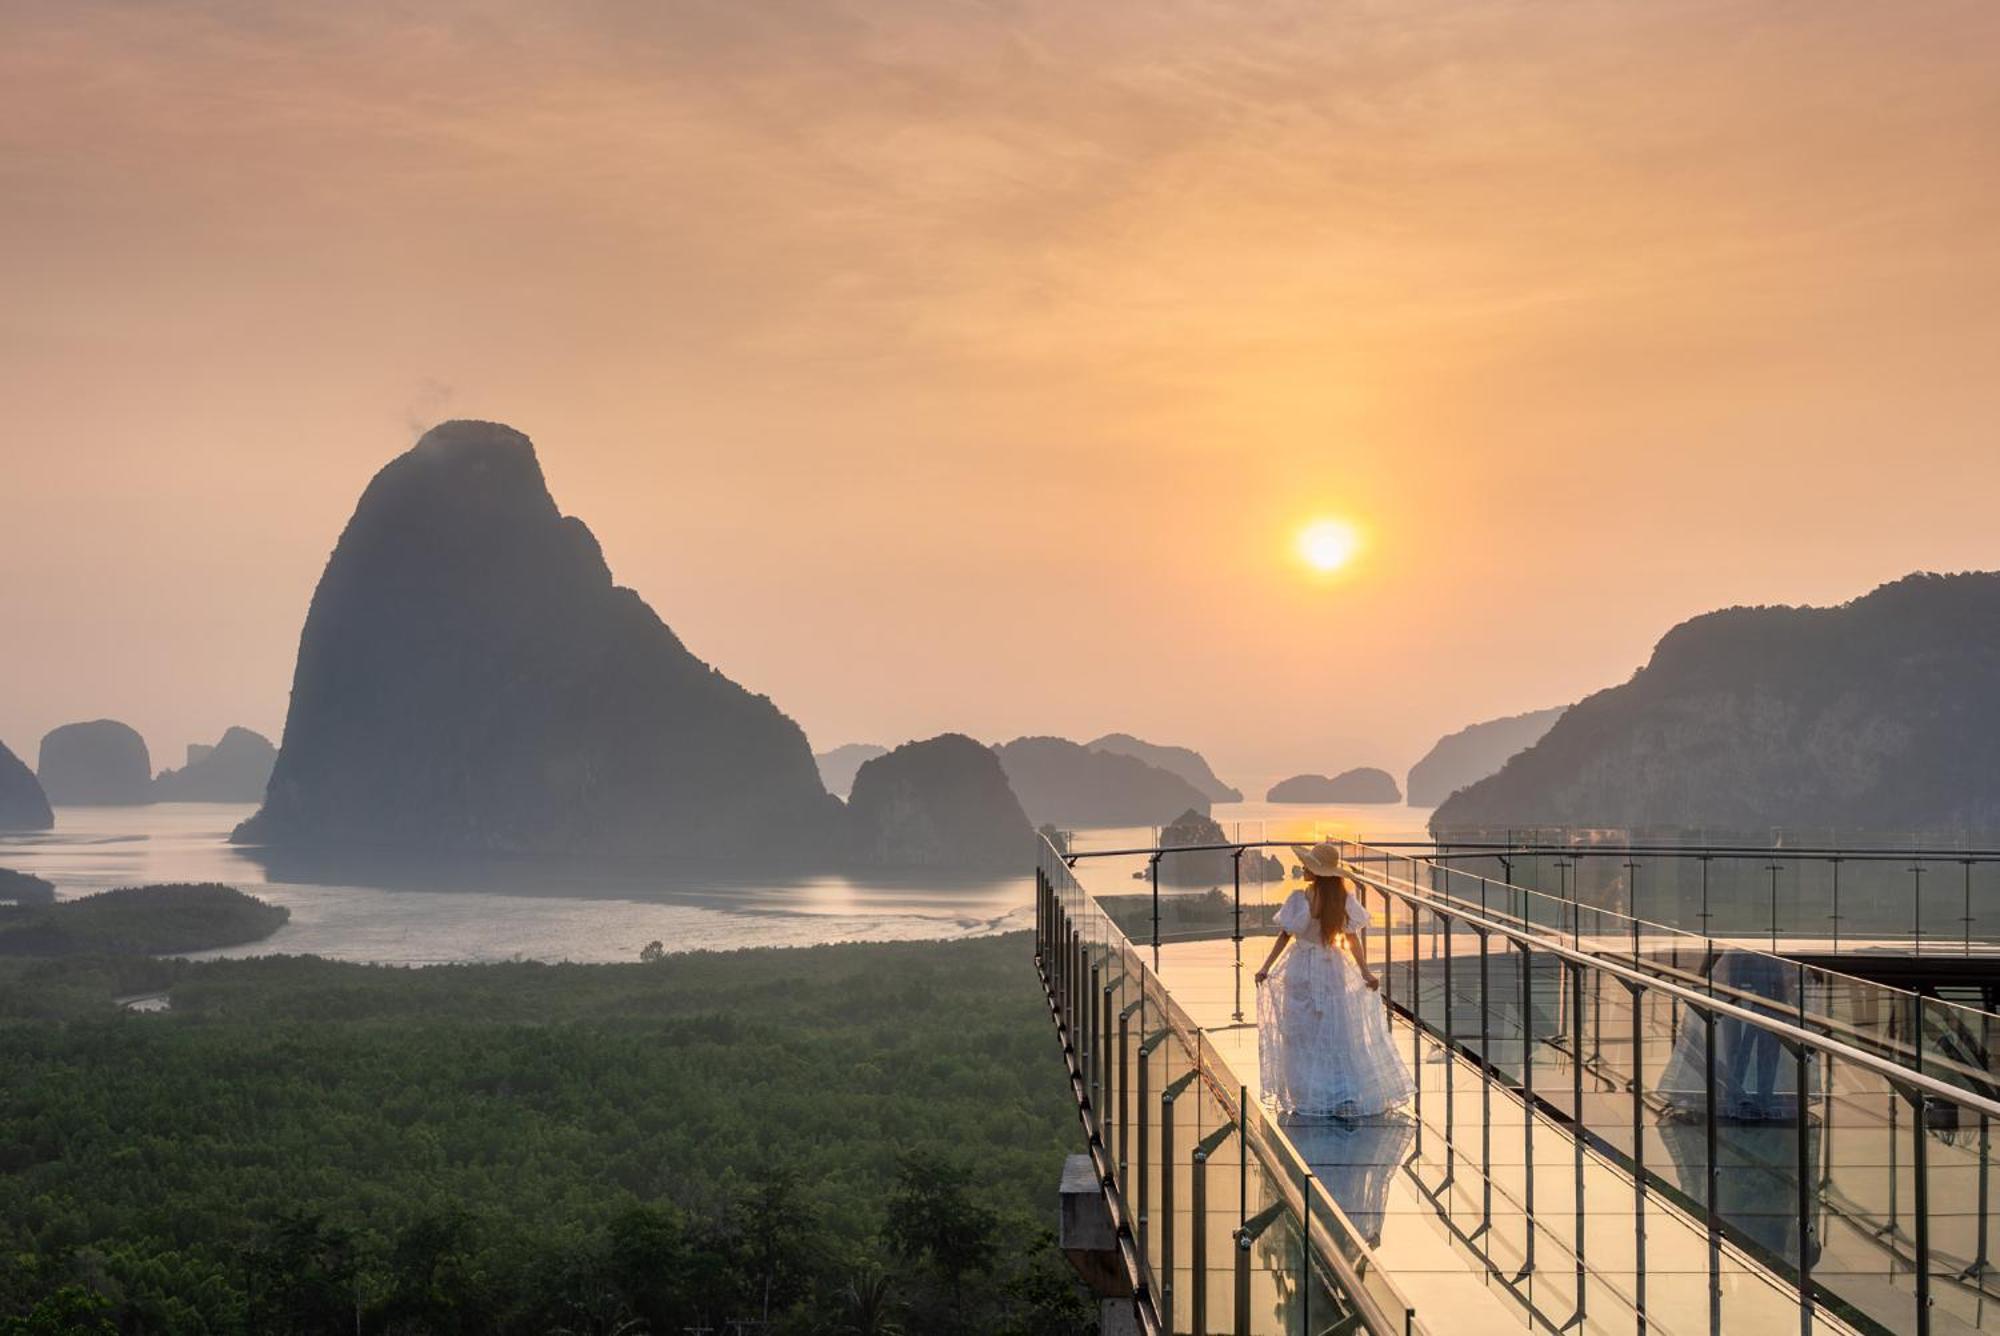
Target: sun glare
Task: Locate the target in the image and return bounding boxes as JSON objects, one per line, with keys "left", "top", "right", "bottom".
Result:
{"left": 1297, "top": 518, "right": 1361, "bottom": 574}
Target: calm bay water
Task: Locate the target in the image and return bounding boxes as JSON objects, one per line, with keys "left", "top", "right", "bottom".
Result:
{"left": 0, "top": 797, "right": 1436, "bottom": 965}
{"left": 0, "top": 804, "right": 1036, "bottom": 965}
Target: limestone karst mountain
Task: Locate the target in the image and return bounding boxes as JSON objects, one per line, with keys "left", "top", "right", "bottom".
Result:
{"left": 993, "top": 736, "right": 1211, "bottom": 828}
{"left": 845, "top": 734, "right": 1033, "bottom": 870}
{"left": 38, "top": 720, "right": 152, "bottom": 806}
{"left": 153, "top": 727, "right": 278, "bottom": 802}
{"left": 1433, "top": 572, "right": 2000, "bottom": 834}
{"left": 1266, "top": 768, "right": 1402, "bottom": 804}
{"left": 814, "top": 743, "right": 889, "bottom": 799}
{"left": 1086, "top": 733, "right": 1242, "bottom": 803}
{"left": 0, "top": 741, "right": 53, "bottom": 831}
{"left": 1405, "top": 706, "right": 1566, "bottom": 807}
{"left": 232, "top": 421, "right": 844, "bottom": 861}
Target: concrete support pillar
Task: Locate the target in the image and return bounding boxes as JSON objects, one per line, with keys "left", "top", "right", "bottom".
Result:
{"left": 1059, "top": 1154, "right": 1140, "bottom": 1335}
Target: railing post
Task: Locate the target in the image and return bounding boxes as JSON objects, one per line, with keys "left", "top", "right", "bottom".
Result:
{"left": 1914, "top": 1087, "right": 1932, "bottom": 1336}
{"left": 1628, "top": 978, "right": 1648, "bottom": 1328}
{"left": 1150, "top": 852, "right": 1163, "bottom": 970}
{"left": 1138, "top": 1029, "right": 1168, "bottom": 1281}
{"left": 1478, "top": 925, "right": 1494, "bottom": 1237}
{"left": 1410, "top": 893, "right": 1424, "bottom": 1137}
{"left": 1234, "top": 1223, "right": 1251, "bottom": 1336}
{"left": 1162, "top": 1079, "right": 1177, "bottom": 1334}
{"left": 1119, "top": 999, "right": 1142, "bottom": 1180}
{"left": 1086, "top": 961, "right": 1100, "bottom": 1111}
{"left": 1912, "top": 861, "right": 1925, "bottom": 958}
{"left": 1769, "top": 860, "right": 1782, "bottom": 952}
{"left": 1570, "top": 958, "right": 1587, "bottom": 1322}
{"left": 1233, "top": 1203, "right": 1285, "bottom": 1336}
{"left": 1071, "top": 928, "right": 1083, "bottom": 1041}
{"left": 1698, "top": 854, "right": 1712, "bottom": 940}
{"left": 1794, "top": 1036, "right": 1813, "bottom": 1335}
{"left": 1192, "top": 1122, "right": 1235, "bottom": 1336}
{"left": 1976, "top": 1006, "right": 1994, "bottom": 1281}
{"left": 1101, "top": 977, "right": 1115, "bottom": 1132}
{"left": 1704, "top": 1004, "right": 1721, "bottom": 1335}
{"left": 1161, "top": 1069, "right": 1198, "bottom": 1332}
{"left": 1035, "top": 866, "right": 1044, "bottom": 961}
{"left": 1382, "top": 880, "right": 1395, "bottom": 1011}
{"left": 1192, "top": 1139, "right": 1209, "bottom": 1336}
{"left": 1966, "top": 859, "right": 1976, "bottom": 958}
{"left": 1300, "top": 1173, "right": 1315, "bottom": 1335}
{"left": 1232, "top": 848, "right": 1246, "bottom": 1023}
{"left": 1521, "top": 939, "right": 1536, "bottom": 1276}
{"left": 1440, "top": 908, "right": 1456, "bottom": 1184}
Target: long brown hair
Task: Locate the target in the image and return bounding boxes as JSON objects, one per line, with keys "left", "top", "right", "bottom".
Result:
{"left": 1306, "top": 873, "right": 1350, "bottom": 947}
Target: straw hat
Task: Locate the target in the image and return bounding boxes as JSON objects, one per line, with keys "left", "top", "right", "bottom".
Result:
{"left": 1292, "top": 840, "right": 1344, "bottom": 877}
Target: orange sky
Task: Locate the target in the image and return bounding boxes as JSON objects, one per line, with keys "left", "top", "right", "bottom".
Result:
{"left": 5, "top": 1, "right": 2000, "bottom": 787}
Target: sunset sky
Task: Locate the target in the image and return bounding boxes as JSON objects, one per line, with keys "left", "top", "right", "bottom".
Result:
{"left": 5, "top": 1, "right": 2000, "bottom": 787}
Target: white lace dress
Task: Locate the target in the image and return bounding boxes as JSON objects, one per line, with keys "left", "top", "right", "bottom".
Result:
{"left": 1257, "top": 889, "right": 1416, "bottom": 1118}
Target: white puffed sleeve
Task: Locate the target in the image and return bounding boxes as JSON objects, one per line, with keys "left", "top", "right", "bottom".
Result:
{"left": 1344, "top": 888, "right": 1372, "bottom": 933}
{"left": 1275, "top": 890, "right": 1311, "bottom": 936}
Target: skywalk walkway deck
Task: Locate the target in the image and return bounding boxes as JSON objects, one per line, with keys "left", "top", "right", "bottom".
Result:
{"left": 1039, "top": 836, "right": 2000, "bottom": 1336}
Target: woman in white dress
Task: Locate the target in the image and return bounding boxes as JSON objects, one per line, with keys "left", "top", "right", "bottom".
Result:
{"left": 1253, "top": 847, "right": 1415, "bottom": 1118}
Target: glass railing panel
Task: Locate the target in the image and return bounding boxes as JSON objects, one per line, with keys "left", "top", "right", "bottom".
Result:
{"left": 1788, "top": 854, "right": 1838, "bottom": 952}
{"left": 1922, "top": 1087, "right": 1999, "bottom": 1334}
{"left": 1922, "top": 995, "right": 1997, "bottom": 1102}
{"left": 1842, "top": 856, "right": 1919, "bottom": 947}
{"left": 1972, "top": 859, "right": 2000, "bottom": 952}
{"left": 1815, "top": 1052, "right": 1919, "bottom": 1333}
{"left": 1918, "top": 856, "right": 1976, "bottom": 956}
{"left": 1236, "top": 1108, "right": 1305, "bottom": 1333}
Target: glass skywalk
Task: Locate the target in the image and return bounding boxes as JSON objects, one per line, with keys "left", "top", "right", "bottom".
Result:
{"left": 1039, "top": 834, "right": 2000, "bottom": 1336}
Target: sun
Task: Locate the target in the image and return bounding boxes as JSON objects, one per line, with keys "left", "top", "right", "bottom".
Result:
{"left": 1296, "top": 518, "right": 1362, "bottom": 574}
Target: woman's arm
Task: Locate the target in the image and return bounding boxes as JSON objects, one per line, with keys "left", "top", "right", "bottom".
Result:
{"left": 1254, "top": 932, "right": 1292, "bottom": 983}
{"left": 1345, "top": 932, "right": 1381, "bottom": 990}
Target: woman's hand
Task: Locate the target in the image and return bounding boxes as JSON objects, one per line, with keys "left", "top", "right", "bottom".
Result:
{"left": 1254, "top": 968, "right": 1270, "bottom": 984}
{"left": 1364, "top": 975, "right": 1381, "bottom": 992}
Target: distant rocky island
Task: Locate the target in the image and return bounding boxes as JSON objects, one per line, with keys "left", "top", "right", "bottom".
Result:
{"left": 0, "top": 741, "right": 53, "bottom": 831}
{"left": 1156, "top": 809, "right": 1284, "bottom": 886}
{"left": 845, "top": 735, "right": 1032, "bottom": 870}
{"left": 1086, "top": 733, "right": 1242, "bottom": 802}
{"left": 38, "top": 719, "right": 151, "bottom": 805}
{"left": 1433, "top": 573, "right": 2000, "bottom": 834}
{"left": 0, "top": 883, "right": 288, "bottom": 956}
{"left": 813, "top": 743, "right": 889, "bottom": 799}
{"left": 1267, "top": 768, "right": 1402, "bottom": 803}
{"left": 1405, "top": 706, "right": 1566, "bottom": 806}
{"left": 994, "top": 736, "right": 1211, "bottom": 827}
{"left": 153, "top": 727, "right": 277, "bottom": 802}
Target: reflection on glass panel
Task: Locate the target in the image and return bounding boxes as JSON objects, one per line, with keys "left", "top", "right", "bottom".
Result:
{"left": 1282, "top": 1114, "right": 1417, "bottom": 1249}
{"left": 1655, "top": 950, "right": 1811, "bottom": 1122}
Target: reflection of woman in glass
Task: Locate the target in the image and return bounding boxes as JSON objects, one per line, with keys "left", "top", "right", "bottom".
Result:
{"left": 1253, "top": 842, "right": 1415, "bottom": 1117}
{"left": 1281, "top": 1115, "right": 1418, "bottom": 1247}
{"left": 1656, "top": 947, "right": 1806, "bottom": 1121}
